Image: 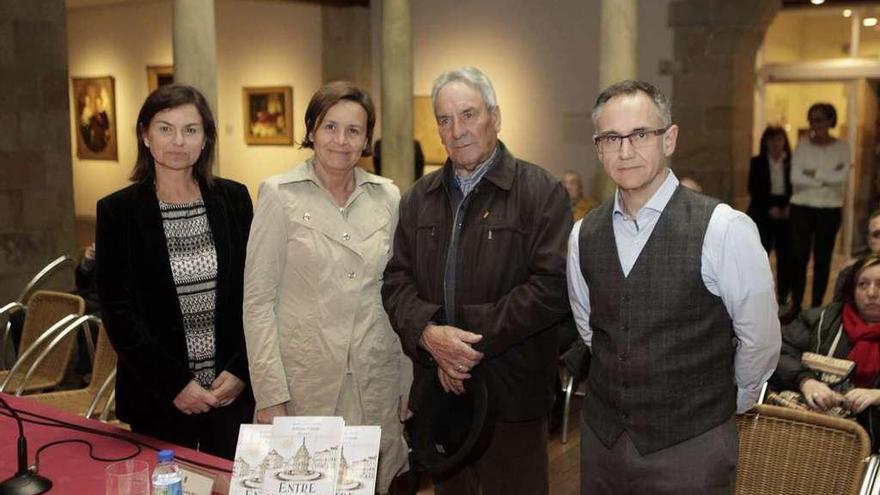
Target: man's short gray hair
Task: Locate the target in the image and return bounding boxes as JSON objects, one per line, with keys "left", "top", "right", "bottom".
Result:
{"left": 431, "top": 67, "right": 498, "bottom": 112}
{"left": 591, "top": 80, "right": 672, "bottom": 127}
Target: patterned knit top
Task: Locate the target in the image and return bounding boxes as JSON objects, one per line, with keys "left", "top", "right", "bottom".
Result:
{"left": 159, "top": 198, "right": 217, "bottom": 388}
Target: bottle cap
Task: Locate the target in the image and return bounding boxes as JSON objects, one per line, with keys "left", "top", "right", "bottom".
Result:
{"left": 157, "top": 449, "right": 174, "bottom": 462}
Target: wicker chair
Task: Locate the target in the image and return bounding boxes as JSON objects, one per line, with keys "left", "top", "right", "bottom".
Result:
{"left": 28, "top": 319, "right": 117, "bottom": 417}
{"left": 0, "top": 290, "right": 84, "bottom": 394}
{"left": 736, "top": 403, "right": 871, "bottom": 495}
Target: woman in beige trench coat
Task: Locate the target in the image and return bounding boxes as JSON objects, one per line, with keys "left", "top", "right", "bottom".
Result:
{"left": 243, "top": 81, "right": 410, "bottom": 494}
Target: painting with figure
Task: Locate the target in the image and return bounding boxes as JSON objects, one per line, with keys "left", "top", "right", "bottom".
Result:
{"left": 72, "top": 76, "right": 118, "bottom": 161}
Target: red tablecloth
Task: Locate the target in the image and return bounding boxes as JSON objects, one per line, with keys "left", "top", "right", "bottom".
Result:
{"left": 0, "top": 393, "right": 232, "bottom": 494}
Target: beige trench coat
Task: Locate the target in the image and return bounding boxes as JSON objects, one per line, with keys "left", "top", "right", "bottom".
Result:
{"left": 243, "top": 160, "right": 410, "bottom": 491}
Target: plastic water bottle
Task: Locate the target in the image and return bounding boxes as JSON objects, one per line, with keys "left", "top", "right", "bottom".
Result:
{"left": 152, "top": 449, "right": 183, "bottom": 495}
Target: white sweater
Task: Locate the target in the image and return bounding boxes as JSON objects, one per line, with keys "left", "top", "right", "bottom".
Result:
{"left": 790, "top": 137, "right": 850, "bottom": 208}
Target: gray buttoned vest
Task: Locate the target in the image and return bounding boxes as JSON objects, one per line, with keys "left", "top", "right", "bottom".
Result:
{"left": 579, "top": 186, "right": 736, "bottom": 454}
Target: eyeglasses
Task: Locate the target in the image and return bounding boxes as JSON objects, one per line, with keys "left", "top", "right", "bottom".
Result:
{"left": 593, "top": 127, "right": 669, "bottom": 153}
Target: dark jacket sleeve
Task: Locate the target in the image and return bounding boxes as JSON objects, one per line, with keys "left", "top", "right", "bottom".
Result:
{"left": 461, "top": 180, "right": 573, "bottom": 358}
{"left": 381, "top": 188, "right": 442, "bottom": 366}
{"left": 770, "top": 307, "right": 824, "bottom": 391}
{"left": 748, "top": 156, "right": 768, "bottom": 211}
{"left": 95, "top": 197, "right": 194, "bottom": 401}
{"left": 220, "top": 182, "right": 253, "bottom": 382}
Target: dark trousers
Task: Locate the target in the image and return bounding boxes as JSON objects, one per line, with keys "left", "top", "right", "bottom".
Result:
{"left": 754, "top": 213, "right": 792, "bottom": 303}
{"left": 128, "top": 395, "right": 254, "bottom": 460}
{"left": 581, "top": 412, "right": 737, "bottom": 495}
{"left": 789, "top": 205, "right": 842, "bottom": 309}
{"left": 433, "top": 417, "right": 549, "bottom": 495}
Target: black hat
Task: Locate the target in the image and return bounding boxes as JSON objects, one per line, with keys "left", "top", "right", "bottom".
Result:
{"left": 410, "top": 368, "right": 490, "bottom": 474}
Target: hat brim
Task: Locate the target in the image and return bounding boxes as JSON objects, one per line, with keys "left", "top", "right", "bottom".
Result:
{"left": 410, "top": 369, "right": 489, "bottom": 474}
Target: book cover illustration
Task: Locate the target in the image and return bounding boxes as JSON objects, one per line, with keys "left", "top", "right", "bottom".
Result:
{"left": 336, "top": 426, "right": 381, "bottom": 495}
{"left": 230, "top": 424, "right": 275, "bottom": 495}
{"left": 263, "top": 416, "right": 345, "bottom": 495}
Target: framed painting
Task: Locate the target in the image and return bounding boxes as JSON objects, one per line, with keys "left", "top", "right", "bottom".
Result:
{"left": 71, "top": 76, "right": 118, "bottom": 161}
{"left": 147, "top": 65, "right": 174, "bottom": 93}
{"left": 242, "top": 86, "right": 293, "bottom": 145}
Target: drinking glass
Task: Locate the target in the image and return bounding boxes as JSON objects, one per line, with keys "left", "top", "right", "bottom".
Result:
{"left": 105, "top": 459, "right": 150, "bottom": 495}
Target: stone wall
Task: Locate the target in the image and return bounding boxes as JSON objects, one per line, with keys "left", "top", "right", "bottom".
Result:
{"left": 0, "top": 0, "right": 76, "bottom": 302}
{"left": 669, "top": 0, "right": 779, "bottom": 209}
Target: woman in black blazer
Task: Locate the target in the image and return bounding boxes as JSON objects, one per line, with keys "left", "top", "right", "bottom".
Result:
{"left": 748, "top": 125, "right": 793, "bottom": 306}
{"left": 95, "top": 85, "right": 254, "bottom": 459}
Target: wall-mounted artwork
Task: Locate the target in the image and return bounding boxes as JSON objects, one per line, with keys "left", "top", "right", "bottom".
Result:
{"left": 243, "top": 86, "right": 293, "bottom": 145}
{"left": 72, "top": 76, "right": 118, "bottom": 161}
{"left": 413, "top": 95, "right": 446, "bottom": 169}
{"left": 147, "top": 65, "right": 174, "bottom": 93}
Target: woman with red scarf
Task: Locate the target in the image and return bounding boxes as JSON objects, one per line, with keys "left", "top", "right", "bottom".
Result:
{"left": 772, "top": 254, "right": 880, "bottom": 444}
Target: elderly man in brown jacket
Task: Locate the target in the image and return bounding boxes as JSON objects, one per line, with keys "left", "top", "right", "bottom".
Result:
{"left": 382, "top": 66, "right": 571, "bottom": 495}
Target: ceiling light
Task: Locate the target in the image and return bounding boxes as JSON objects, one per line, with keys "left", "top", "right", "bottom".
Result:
{"left": 864, "top": 17, "right": 878, "bottom": 27}
{"left": 843, "top": 9, "right": 852, "bottom": 18}
{"left": 810, "top": 0, "right": 825, "bottom": 5}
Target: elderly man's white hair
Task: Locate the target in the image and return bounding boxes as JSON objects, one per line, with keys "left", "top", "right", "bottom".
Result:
{"left": 431, "top": 66, "right": 498, "bottom": 112}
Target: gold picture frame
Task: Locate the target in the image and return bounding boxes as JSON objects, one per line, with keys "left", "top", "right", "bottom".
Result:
{"left": 147, "top": 65, "right": 174, "bottom": 93}
{"left": 71, "top": 76, "right": 118, "bottom": 161}
{"left": 243, "top": 86, "right": 294, "bottom": 145}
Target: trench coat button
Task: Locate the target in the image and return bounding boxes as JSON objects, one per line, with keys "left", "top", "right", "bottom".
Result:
{"left": 342, "top": 232, "right": 351, "bottom": 241}
{"left": 347, "top": 271, "right": 357, "bottom": 279}
{"left": 303, "top": 212, "right": 311, "bottom": 221}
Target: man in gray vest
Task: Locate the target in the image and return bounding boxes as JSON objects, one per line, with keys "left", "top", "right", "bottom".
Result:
{"left": 567, "top": 80, "right": 781, "bottom": 494}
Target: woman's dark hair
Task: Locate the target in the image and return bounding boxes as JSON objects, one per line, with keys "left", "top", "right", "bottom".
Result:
{"left": 131, "top": 84, "right": 216, "bottom": 185}
{"left": 300, "top": 81, "right": 375, "bottom": 157}
{"left": 758, "top": 125, "right": 791, "bottom": 161}
{"left": 808, "top": 102, "right": 837, "bottom": 128}
{"left": 842, "top": 254, "right": 880, "bottom": 305}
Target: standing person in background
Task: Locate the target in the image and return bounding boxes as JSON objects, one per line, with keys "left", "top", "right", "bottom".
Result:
{"left": 789, "top": 103, "right": 851, "bottom": 315}
{"left": 748, "top": 125, "right": 794, "bottom": 311}
{"left": 243, "top": 81, "right": 410, "bottom": 494}
{"left": 96, "top": 85, "right": 254, "bottom": 459}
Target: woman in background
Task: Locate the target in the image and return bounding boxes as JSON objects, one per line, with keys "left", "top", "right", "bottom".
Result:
{"left": 772, "top": 254, "right": 880, "bottom": 448}
{"left": 96, "top": 85, "right": 254, "bottom": 459}
{"left": 748, "top": 125, "right": 793, "bottom": 308}
{"left": 789, "top": 103, "right": 851, "bottom": 314}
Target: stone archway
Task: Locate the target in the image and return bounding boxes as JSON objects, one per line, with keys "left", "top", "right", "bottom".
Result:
{"left": 668, "top": 0, "right": 780, "bottom": 209}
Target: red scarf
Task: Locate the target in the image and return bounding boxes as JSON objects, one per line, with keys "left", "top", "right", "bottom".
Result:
{"left": 843, "top": 303, "right": 880, "bottom": 387}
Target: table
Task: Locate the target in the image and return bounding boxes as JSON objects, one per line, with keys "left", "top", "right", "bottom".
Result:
{"left": 0, "top": 393, "right": 232, "bottom": 494}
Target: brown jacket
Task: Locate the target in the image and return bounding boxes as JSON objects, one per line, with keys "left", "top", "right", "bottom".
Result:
{"left": 382, "top": 143, "right": 572, "bottom": 421}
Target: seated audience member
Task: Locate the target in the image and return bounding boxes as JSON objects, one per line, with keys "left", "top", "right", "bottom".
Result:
{"left": 833, "top": 209, "right": 880, "bottom": 301}
{"left": 771, "top": 254, "right": 880, "bottom": 448}
{"left": 561, "top": 170, "right": 596, "bottom": 221}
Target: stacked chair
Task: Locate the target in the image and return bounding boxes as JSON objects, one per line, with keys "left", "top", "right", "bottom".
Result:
{"left": 0, "top": 255, "right": 119, "bottom": 423}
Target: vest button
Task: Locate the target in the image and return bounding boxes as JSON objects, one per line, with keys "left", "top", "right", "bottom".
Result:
{"left": 618, "top": 353, "right": 628, "bottom": 361}
{"left": 621, "top": 294, "right": 630, "bottom": 302}
{"left": 622, "top": 412, "right": 629, "bottom": 421}
{"left": 621, "top": 325, "right": 628, "bottom": 332}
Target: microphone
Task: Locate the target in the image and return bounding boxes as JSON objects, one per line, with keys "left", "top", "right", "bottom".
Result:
{"left": 0, "top": 394, "right": 51, "bottom": 495}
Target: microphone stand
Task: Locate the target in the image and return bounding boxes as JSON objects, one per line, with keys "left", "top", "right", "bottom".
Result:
{"left": 0, "top": 394, "right": 51, "bottom": 495}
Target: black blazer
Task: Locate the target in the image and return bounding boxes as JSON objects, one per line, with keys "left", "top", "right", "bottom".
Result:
{"left": 95, "top": 178, "right": 253, "bottom": 423}
{"left": 747, "top": 154, "right": 792, "bottom": 218}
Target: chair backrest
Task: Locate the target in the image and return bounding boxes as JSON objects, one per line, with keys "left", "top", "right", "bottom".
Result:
{"left": 87, "top": 321, "right": 116, "bottom": 395}
{"left": 6, "top": 291, "right": 84, "bottom": 392}
{"left": 737, "top": 404, "right": 871, "bottom": 495}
